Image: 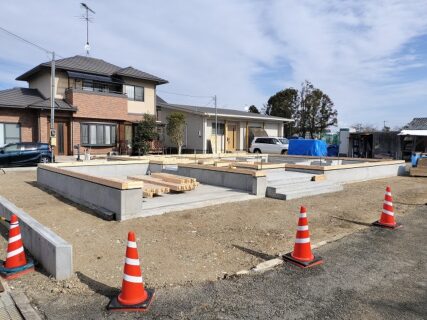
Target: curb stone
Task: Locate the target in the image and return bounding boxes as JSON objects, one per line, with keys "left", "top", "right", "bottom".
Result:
{"left": 233, "top": 234, "right": 351, "bottom": 277}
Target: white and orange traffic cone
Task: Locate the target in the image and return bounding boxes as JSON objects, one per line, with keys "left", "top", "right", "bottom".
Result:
{"left": 0, "top": 215, "right": 34, "bottom": 279}
{"left": 283, "top": 206, "right": 323, "bottom": 268}
{"left": 373, "top": 186, "right": 401, "bottom": 229}
{"left": 107, "top": 231, "right": 154, "bottom": 312}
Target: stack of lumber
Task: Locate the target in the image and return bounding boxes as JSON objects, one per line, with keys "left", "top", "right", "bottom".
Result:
{"left": 410, "top": 157, "right": 427, "bottom": 177}
{"left": 142, "top": 183, "right": 170, "bottom": 198}
{"left": 128, "top": 173, "right": 199, "bottom": 193}
{"left": 151, "top": 172, "right": 199, "bottom": 190}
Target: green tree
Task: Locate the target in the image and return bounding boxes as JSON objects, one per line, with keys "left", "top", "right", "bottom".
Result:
{"left": 133, "top": 114, "right": 158, "bottom": 155}
{"left": 266, "top": 81, "right": 338, "bottom": 138}
{"left": 166, "top": 112, "right": 186, "bottom": 154}
{"left": 248, "top": 105, "right": 260, "bottom": 114}
{"left": 264, "top": 88, "right": 299, "bottom": 136}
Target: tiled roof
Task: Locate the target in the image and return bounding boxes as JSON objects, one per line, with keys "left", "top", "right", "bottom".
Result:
{"left": 156, "top": 95, "right": 167, "bottom": 104}
{"left": 115, "top": 66, "right": 168, "bottom": 84}
{"left": 405, "top": 117, "right": 427, "bottom": 130}
{"left": 0, "top": 88, "right": 44, "bottom": 107}
{"left": 29, "top": 98, "right": 75, "bottom": 111}
{"left": 157, "top": 101, "right": 293, "bottom": 122}
{"left": 16, "top": 55, "right": 168, "bottom": 84}
{"left": 0, "top": 87, "right": 75, "bottom": 111}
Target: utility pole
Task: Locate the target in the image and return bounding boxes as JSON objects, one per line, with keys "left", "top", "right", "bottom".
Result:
{"left": 50, "top": 52, "right": 56, "bottom": 162}
{"left": 214, "top": 95, "right": 218, "bottom": 154}
{"left": 0, "top": 26, "right": 56, "bottom": 162}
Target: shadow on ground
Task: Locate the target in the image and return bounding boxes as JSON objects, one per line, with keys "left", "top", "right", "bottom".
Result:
{"left": 232, "top": 244, "right": 276, "bottom": 261}
{"left": 76, "top": 272, "right": 120, "bottom": 298}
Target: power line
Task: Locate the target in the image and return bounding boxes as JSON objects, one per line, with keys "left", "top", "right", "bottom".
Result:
{"left": 0, "top": 26, "right": 64, "bottom": 59}
{"left": 157, "top": 89, "right": 213, "bottom": 99}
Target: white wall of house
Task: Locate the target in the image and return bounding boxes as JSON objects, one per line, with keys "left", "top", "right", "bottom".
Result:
{"left": 158, "top": 108, "right": 205, "bottom": 152}
{"left": 158, "top": 106, "right": 288, "bottom": 153}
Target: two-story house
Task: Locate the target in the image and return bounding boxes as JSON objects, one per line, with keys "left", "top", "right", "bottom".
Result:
{"left": 0, "top": 55, "right": 293, "bottom": 156}
{"left": 0, "top": 55, "right": 167, "bottom": 155}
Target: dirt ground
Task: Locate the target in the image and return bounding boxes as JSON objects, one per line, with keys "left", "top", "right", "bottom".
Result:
{"left": 0, "top": 171, "right": 426, "bottom": 314}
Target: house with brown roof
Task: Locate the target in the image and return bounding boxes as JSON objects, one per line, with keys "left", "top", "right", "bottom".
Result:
{"left": 0, "top": 55, "right": 167, "bottom": 155}
{"left": 0, "top": 55, "right": 292, "bottom": 155}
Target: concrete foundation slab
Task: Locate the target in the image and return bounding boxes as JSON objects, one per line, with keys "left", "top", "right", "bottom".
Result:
{"left": 137, "top": 184, "right": 259, "bottom": 218}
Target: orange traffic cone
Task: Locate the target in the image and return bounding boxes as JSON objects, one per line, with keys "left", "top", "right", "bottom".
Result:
{"left": 107, "top": 231, "right": 154, "bottom": 312}
{"left": 372, "top": 186, "right": 401, "bottom": 229}
{"left": 283, "top": 206, "right": 323, "bottom": 268}
{"left": 0, "top": 215, "right": 34, "bottom": 279}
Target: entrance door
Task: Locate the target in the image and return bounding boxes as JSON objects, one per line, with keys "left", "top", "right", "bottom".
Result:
{"left": 226, "top": 124, "right": 237, "bottom": 151}
{"left": 48, "top": 120, "right": 70, "bottom": 156}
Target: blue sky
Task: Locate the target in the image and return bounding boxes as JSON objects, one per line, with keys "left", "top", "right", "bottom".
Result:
{"left": 1, "top": 0, "right": 426, "bottom": 129}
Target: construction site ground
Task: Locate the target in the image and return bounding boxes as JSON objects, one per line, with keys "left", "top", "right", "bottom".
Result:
{"left": 0, "top": 171, "right": 425, "bottom": 318}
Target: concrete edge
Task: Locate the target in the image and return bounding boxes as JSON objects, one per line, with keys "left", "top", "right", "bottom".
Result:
{"left": 10, "top": 291, "right": 43, "bottom": 320}
{"left": 229, "top": 233, "right": 350, "bottom": 278}
{"left": 0, "top": 196, "right": 73, "bottom": 280}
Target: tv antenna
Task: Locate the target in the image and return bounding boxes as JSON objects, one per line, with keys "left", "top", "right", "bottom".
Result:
{"left": 80, "top": 3, "right": 95, "bottom": 55}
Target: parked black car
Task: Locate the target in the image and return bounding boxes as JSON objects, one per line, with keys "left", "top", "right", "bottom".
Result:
{"left": 0, "top": 142, "right": 53, "bottom": 167}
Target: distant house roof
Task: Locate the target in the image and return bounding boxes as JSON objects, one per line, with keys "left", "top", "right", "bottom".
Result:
{"left": 404, "top": 117, "right": 427, "bottom": 130}
{"left": 0, "top": 88, "right": 75, "bottom": 111}
{"left": 156, "top": 95, "right": 167, "bottom": 104}
{"left": 157, "top": 100, "right": 293, "bottom": 122}
{"left": 16, "top": 55, "right": 168, "bottom": 85}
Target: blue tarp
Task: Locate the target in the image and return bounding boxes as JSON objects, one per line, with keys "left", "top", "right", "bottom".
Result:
{"left": 288, "top": 139, "right": 328, "bottom": 156}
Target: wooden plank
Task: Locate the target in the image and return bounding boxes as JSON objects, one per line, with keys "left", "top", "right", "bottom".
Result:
{"left": 151, "top": 172, "right": 197, "bottom": 185}
{"left": 312, "top": 175, "right": 326, "bottom": 181}
{"left": 38, "top": 165, "right": 143, "bottom": 190}
{"left": 143, "top": 183, "right": 170, "bottom": 194}
{"left": 177, "top": 163, "right": 266, "bottom": 177}
{"left": 143, "top": 191, "right": 154, "bottom": 198}
{"left": 128, "top": 175, "right": 187, "bottom": 191}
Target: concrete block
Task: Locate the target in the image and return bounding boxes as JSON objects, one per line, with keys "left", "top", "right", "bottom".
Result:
{"left": 37, "top": 168, "right": 142, "bottom": 221}
{"left": 176, "top": 166, "right": 267, "bottom": 196}
{"left": 252, "top": 258, "right": 283, "bottom": 272}
{"left": 0, "top": 196, "right": 73, "bottom": 280}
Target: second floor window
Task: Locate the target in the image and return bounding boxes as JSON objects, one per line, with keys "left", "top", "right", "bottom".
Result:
{"left": 123, "top": 85, "right": 144, "bottom": 102}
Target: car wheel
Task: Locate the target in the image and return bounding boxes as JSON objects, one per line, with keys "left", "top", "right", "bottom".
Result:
{"left": 254, "top": 149, "right": 261, "bottom": 154}
{"left": 40, "top": 156, "right": 50, "bottom": 163}
{"left": 281, "top": 149, "right": 288, "bottom": 155}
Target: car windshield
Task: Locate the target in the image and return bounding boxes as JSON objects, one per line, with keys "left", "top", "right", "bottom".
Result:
{"left": 278, "top": 138, "right": 289, "bottom": 144}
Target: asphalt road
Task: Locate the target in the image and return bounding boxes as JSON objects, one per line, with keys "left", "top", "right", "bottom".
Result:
{"left": 41, "top": 206, "right": 427, "bottom": 320}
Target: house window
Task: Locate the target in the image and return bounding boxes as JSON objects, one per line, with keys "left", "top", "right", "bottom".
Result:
{"left": 123, "top": 85, "right": 144, "bottom": 101}
{"left": 211, "top": 122, "right": 225, "bottom": 135}
{"left": 0, "top": 123, "right": 21, "bottom": 146}
{"left": 81, "top": 123, "right": 117, "bottom": 146}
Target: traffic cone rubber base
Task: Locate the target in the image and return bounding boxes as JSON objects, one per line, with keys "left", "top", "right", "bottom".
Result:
{"left": 372, "top": 220, "right": 402, "bottom": 230}
{"left": 282, "top": 252, "right": 324, "bottom": 268}
{"left": 0, "top": 258, "right": 34, "bottom": 280}
{"left": 107, "top": 288, "right": 155, "bottom": 312}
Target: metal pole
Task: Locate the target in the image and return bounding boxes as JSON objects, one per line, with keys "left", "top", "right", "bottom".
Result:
{"left": 50, "top": 52, "right": 55, "bottom": 162}
{"left": 214, "top": 95, "right": 218, "bottom": 154}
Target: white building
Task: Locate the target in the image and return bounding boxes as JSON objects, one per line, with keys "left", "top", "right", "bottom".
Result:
{"left": 156, "top": 100, "right": 293, "bottom": 153}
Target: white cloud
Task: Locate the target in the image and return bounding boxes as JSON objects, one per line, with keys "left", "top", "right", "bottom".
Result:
{"left": 0, "top": 0, "right": 426, "bottom": 127}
